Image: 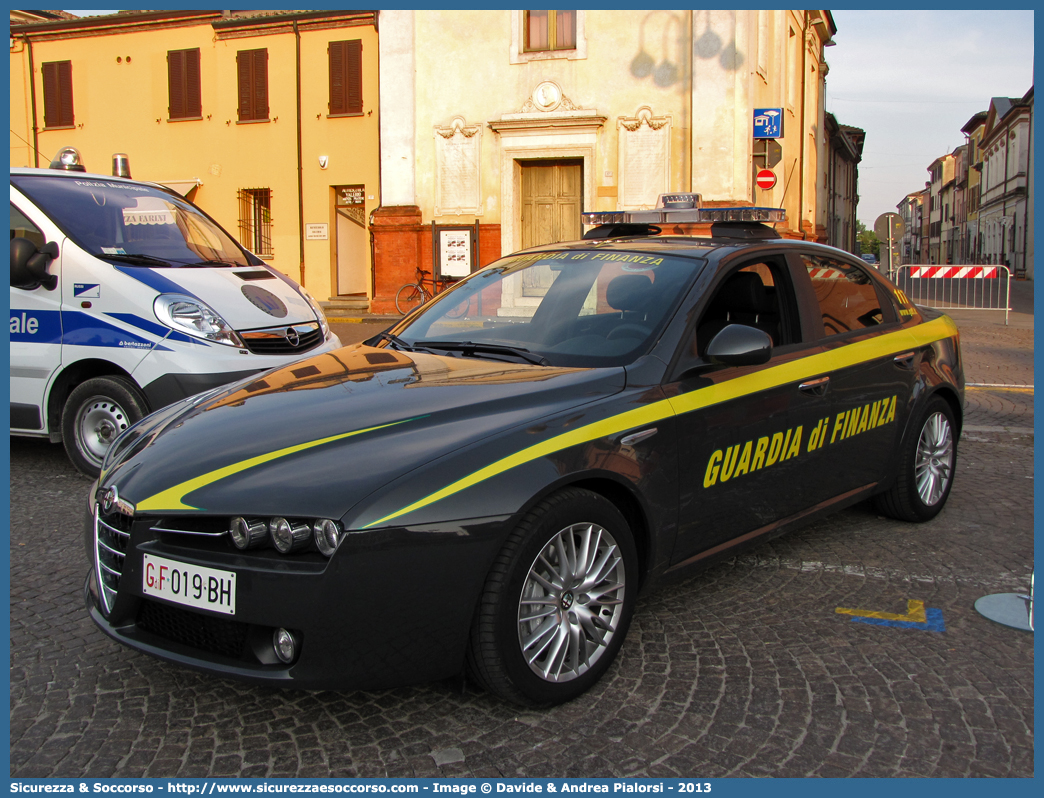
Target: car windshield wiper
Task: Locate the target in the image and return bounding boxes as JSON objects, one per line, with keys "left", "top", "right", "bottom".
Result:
{"left": 96, "top": 253, "right": 174, "bottom": 267}
{"left": 183, "top": 259, "right": 243, "bottom": 267}
{"left": 370, "top": 331, "right": 417, "bottom": 352}
{"left": 417, "top": 340, "right": 550, "bottom": 366}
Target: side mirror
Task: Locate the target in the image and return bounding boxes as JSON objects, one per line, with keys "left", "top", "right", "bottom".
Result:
{"left": 11, "top": 237, "right": 59, "bottom": 291}
{"left": 705, "top": 323, "right": 772, "bottom": 367}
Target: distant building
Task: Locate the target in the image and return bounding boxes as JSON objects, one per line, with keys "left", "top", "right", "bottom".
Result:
{"left": 926, "top": 153, "right": 954, "bottom": 264}
{"left": 978, "top": 90, "right": 1033, "bottom": 277}
{"left": 823, "top": 113, "right": 863, "bottom": 254}
{"left": 961, "top": 110, "right": 988, "bottom": 263}
{"left": 896, "top": 190, "right": 925, "bottom": 264}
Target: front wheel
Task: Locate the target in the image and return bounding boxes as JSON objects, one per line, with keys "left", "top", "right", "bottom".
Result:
{"left": 395, "top": 283, "right": 428, "bottom": 315}
{"left": 62, "top": 376, "right": 148, "bottom": 477}
{"left": 874, "top": 395, "right": 957, "bottom": 522}
{"left": 467, "top": 488, "right": 638, "bottom": 706}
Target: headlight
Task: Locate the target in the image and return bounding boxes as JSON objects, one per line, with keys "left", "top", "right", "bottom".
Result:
{"left": 269, "top": 517, "right": 311, "bottom": 554}
{"left": 313, "top": 519, "right": 343, "bottom": 557}
{"left": 154, "top": 293, "right": 243, "bottom": 347}
{"left": 229, "top": 517, "right": 267, "bottom": 550}
{"left": 298, "top": 286, "right": 330, "bottom": 339}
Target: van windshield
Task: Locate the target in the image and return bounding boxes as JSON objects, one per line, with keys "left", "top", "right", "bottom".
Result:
{"left": 11, "top": 175, "right": 252, "bottom": 267}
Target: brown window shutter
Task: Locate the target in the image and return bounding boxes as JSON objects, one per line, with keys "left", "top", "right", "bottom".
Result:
{"left": 346, "top": 40, "right": 362, "bottom": 115}
{"left": 43, "top": 61, "right": 74, "bottom": 127}
{"left": 253, "top": 49, "right": 268, "bottom": 120}
{"left": 237, "top": 50, "right": 253, "bottom": 120}
{"left": 42, "top": 61, "right": 60, "bottom": 128}
{"left": 328, "top": 41, "right": 345, "bottom": 115}
{"left": 58, "top": 62, "right": 73, "bottom": 126}
{"left": 168, "top": 50, "right": 185, "bottom": 118}
{"left": 186, "top": 49, "right": 201, "bottom": 117}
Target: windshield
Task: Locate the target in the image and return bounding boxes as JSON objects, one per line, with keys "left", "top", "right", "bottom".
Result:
{"left": 391, "top": 248, "right": 704, "bottom": 368}
{"left": 11, "top": 175, "right": 252, "bottom": 267}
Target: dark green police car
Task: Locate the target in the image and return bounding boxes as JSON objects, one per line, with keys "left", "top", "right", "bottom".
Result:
{"left": 85, "top": 195, "right": 962, "bottom": 706}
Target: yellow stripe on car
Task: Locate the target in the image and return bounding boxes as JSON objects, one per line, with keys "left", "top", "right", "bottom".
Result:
{"left": 362, "top": 316, "right": 958, "bottom": 528}
{"left": 135, "top": 417, "right": 424, "bottom": 512}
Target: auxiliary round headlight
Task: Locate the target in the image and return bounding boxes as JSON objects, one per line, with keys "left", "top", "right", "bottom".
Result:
{"left": 273, "top": 628, "right": 298, "bottom": 664}
{"left": 229, "top": 517, "right": 267, "bottom": 550}
{"left": 313, "top": 519, "right": 342, "bottom": 557}
{"left": 269, "top": 517, "right": 310, "bottom": 554}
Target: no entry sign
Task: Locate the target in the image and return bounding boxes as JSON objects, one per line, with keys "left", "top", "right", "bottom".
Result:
{"left": 756, "top": 169, "right": 776, "bottom": 190}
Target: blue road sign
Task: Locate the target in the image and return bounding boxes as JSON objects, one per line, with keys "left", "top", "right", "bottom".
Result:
{"left": 753, "top": 108, "right": 783, "bottom": 139}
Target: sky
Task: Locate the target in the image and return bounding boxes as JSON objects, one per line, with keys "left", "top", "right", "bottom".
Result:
{"left": 65, "top": 9, "right": 1034, "bottom": 229}
{"left": 825, "top": 9, "right": 1034, "bottom": 227}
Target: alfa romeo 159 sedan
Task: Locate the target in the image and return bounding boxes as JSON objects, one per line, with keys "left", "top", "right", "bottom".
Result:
{"left": 85, "top": 196, "right": 963, "bottom": 706}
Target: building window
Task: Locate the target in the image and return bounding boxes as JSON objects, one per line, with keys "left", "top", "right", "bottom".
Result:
{"left": 168, "top": 48, "right": 202, "bottom": 120}
{"left": 238, "top": 188, "right": 272, "bottom": 257}
{"left": 236, "top": 49, "right": 269, "bottom": 122}
{"left": 328, "top": 40, "right": 362, "bottom": 116}
{"left": 525, "top": 10, "right": 576, "bottom": 52}
{"left": 42, "top": 60, "right": 74, "bottom": 128}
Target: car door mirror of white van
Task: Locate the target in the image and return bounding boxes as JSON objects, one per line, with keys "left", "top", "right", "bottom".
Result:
{"left": 10, "top": 237, "right": 59, "bottom": 291}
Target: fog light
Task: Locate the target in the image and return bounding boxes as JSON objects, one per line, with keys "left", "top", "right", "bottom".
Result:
{"left": 313, "top": 519, "right": 342, "bottom": 557}
{"left": 269, "top": 517, "right": 310, "bottom": 554}
{"left": 273, "top": 628, "right": 297, "bottom": 664}
{"left": 229, "top": 517, "right": 267, "bottom": 550}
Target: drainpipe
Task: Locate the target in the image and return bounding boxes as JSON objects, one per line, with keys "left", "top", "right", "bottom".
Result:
{"left": 27, "top": 35, "right": 39, "bottom": 167}
{"left": 797, "top": 12, "right": 808, "bottom": 238}
{"left": 294, "top": 19, "right": 306, "bottom": 287}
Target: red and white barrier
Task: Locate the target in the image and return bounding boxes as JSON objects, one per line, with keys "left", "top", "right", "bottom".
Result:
{"left": 896, "top": 264, "right": 1011, "bottom": 325}
{"left": 910, "top": 265, "right": 998, "bottom": 279}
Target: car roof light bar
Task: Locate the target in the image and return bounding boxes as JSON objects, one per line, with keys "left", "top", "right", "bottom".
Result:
{"left": 582, "top": 192, "right": 787, "bottom": 226}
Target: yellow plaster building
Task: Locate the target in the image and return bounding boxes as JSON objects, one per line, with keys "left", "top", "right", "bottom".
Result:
{"left": 10, "top": 10, "right": 380, "bottom": 305}
{"left": 373, "top": 10, "right": 836, "bottom": 312}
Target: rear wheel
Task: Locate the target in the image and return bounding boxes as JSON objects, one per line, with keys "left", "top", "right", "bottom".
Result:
{"left": 395, "top": 283, "right": 427, "bottom": 315}
{"left": 467, "top": 488, "right": 638, "bottom": 706}
{"left": 874, "top": 395, "right": 957, "bottom": 522}
{"left": 62, "top": 376, "right": 148, "bottom": 477}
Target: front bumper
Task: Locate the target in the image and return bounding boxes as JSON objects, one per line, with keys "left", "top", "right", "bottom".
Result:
{"left": 83, "top": 506, "right": 511, "bottom": 690}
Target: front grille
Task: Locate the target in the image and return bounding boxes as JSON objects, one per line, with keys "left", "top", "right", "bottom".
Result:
{"left": 239, "top": 322, "right": 322, "bottom": 356}
{"left": 137, "top": 599, "right": 250, "bottom": 659}
{"left": 95, "top": 504, "right": 131, "bottom": 614}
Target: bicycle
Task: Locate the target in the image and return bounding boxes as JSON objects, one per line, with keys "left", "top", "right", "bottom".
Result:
{"left": 395, "top": 268, "right": 468, "bottom": 317}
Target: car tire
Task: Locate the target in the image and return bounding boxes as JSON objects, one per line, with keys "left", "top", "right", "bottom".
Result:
{"left": 467, "top": 487, "right": 638, "bottom": 707}
{"left": 874, "top": 395, "right": 957, "bottom": 522}
{"left": 62, "top": 376, "right": 148, "bottom": 477}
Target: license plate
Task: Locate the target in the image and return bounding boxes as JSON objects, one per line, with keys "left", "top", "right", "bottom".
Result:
{"left": 142, "top": 554, "right": 236, "bottom": 615}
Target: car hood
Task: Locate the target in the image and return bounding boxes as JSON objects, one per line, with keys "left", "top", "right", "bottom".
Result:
{"left": 104, "top": 344, "right": 625, "bottom": 521}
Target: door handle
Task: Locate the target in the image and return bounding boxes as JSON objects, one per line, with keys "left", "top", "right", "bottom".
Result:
{"left": 798, "top": 376, "right": 830, "bottom": 396}
{"left": 620, "top": 428, "right": 657, "bottom": 446}
{"left": 893, "top": 351, "right": 916, "bottom": 369}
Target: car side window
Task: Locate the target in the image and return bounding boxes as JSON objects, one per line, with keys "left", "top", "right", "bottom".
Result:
{"left": 694, "top": 257, "right": 797, "bottom": 358}
{"left": 10, "top": 204, "right": 46, "bottom": 249}
{"left": 802, "top": 254, "right": 885, "bottom": 337}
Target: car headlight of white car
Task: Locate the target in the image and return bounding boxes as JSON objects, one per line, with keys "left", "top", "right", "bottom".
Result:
{"left": 154, "top": 293, "right": 244, "bottom": 347}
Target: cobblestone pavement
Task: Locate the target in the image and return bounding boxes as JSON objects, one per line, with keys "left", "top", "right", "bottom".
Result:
{"left": 10, "top": 313, "right": 1033, "bottom": 779}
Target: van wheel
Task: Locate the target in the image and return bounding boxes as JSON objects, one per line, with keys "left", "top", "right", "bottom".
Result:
{"left": 62, "top": 376, "right": 148, "bottom": 477}
{"left": 466, "top": 488, "right": 638, "bottom": 707}
{"left": 874, "top": 395, "right": 957, "bottom": 522}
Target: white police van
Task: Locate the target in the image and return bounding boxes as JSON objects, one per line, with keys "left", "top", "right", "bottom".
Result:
{"left": 10, "top": 148, "right": 342, "bottom": 476}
